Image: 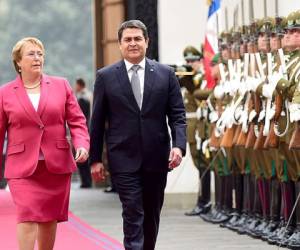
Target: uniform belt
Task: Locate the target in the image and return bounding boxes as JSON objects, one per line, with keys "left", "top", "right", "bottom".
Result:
{"left": 186, "top": 112, "right": 197, "bottom": 119}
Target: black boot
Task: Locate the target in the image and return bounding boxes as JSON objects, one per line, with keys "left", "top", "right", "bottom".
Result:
{"left": 200, "top": 166, "right": 211, "bottom": 205}
{"left": 261, "top": 178, "right": 281, "bottom": 240}
{"left": 251, "top": 178, "right": 271, "bottom": 239}
{"left": 268, "top": 181, "right": 295, "bottom": 246}
{"left": 212, "top": 175, "right": 231, "bottom": 224}
{"left": 201, "top": 173, "right": 220, "bottom": 223}
{"left": 235, "top": 174, "right": 253, "bottom": 234}
{"left": 185, "top": 167, "right": 211, "bottom": 216}
{"left": 185, "top": 202, "right": 212, "bottom": 216}
{"left": 223, "top": 173, "right": 243, "bottom": 229}
{"left": 244, "top": 177, "right": 263, "bottom": 236}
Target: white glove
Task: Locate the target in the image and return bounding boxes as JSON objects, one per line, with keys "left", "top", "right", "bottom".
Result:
{"left": 214, "top": 126, "right": 222, "bottom": 138}
{"left": 289, "top": 103, "right": 300, "bottom": 122}
{"left": 248, "top": 110, "right": 257, "bottom": 122}
{"left": 247, "top": 77, "right": 261, "bottom": 92}
{"left": 202, "top": 139, "right": 210, "bottom": 154}
{"left": 229, "top": 79, "right": 239, "bottom": 96}
{"left": 196, "top": 107, "right": 202, "bottom": 120}
{"left": 224, "top": 106, "right": 235, "bottom": 128}
{"left": 258, "top": 109, "right": 266, "bottom": 122}
{"left": 209, "top": 111, "right": 219, "bottom": 123}
{"left": 195, "top": 131, "right": 202, "bottom": 150}
{"left": 268, "top": 71, "right": 283, "bottom": 87}
{"left": 214, "top": 85, "right": 225, "bottom": 99}
{"left": 224, "top": 80, "right": 231, "bottom": 95}
{"left": 266, "top": 106, "right": 275, "bottom": 120}
{"left": 238, "top": 80, "right": 247, "bottom": 96}
{"left": 262, "top": 84, "right": 275, "bottom": 99}
{"left": 241, "top": 110, "right": 249, "bottom": 133}
{"left": 234, "top": 106, "right": 243, "bottom": 124}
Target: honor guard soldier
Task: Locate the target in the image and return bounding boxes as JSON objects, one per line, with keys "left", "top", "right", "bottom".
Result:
{"left": 259, "top": 11, "right": 299, "bottom": 246}
{"left": 179, "top": 46, "right": 212, "bottom": 216}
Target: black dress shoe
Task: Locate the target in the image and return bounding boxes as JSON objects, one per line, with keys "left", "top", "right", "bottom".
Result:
{"left": 211, "top": 210, "right": 231, "bottom": 224}
{"left": 231, "top": 213, "right": 248, "bottom": 232}
{"left": 185, "top": 205, "right": 203, "bottom": 216}
{"left": 261, "top": 220, "right": 279, "bottom": 241}
{"left": 286, "top": 229, "right": 300, "bottom": 249}
{"left": 244, "top": 216, "right": 262, "bottom": 236}
{"left": 104, "top": 186, "right": 117, "bottom": 193}
{"left": 222, "top": 212, "right": 240, "bottom": 229}
{"left": 250, "top": 219, "right": 269, "bottom": 239}
{"left": 185, "top": 202, "right": 212, "bottom": 216}
{"left": 268, "top": 225, "right": 294, "bottom": 246}
{"left": 200, "top": 206, "right": 219, "bottom": 223}
{"left": 200, "top": 202, "right": 212, "bottom": 215}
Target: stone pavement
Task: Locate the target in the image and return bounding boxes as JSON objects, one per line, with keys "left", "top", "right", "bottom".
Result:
{"left": 69, "top": 183, "right": 283, "bottom": 250}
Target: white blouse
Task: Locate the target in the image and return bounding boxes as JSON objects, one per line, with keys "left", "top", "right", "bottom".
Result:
{"left": 27, "top": 93, "right": 40, "bottom": 111}
{"left": 27, "top": 93, "right": 44, "bottom": 160}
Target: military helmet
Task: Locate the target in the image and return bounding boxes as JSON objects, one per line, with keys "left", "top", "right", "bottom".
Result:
{"left": 241, "top": 25, "right": 250, "bottom": 43}
{"left": 219, "top": 31, "right": 232, "bottom": 49}
{"left": 183, "top": 46, "right": 203, "bottom": 61}
{"left": 271, "top": 16, "right": 286, "bottom": 37}
{"left": 258, "top": 17, "right": 272, "bottom": 35}
{"left": 249, "top": 19, "right": 263, "bottom": 42}
{"left": 287, "top": 10, "right": 300, "bottom": 29}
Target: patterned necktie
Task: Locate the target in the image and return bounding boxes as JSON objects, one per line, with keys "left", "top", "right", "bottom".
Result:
{"left": 130, "top": 65, "right": 142, "bottom": 109}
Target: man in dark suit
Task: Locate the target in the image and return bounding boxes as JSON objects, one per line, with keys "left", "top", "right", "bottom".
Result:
{"left": 89, "top": 20, "right": 186, "bottom": 250}
{"left": 75, "top": 78, "right": 92, "bottom": 188}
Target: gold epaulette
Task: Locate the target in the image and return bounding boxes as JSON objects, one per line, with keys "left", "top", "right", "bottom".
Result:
{"left": 175, "top": 71, "right": 194, "bottom": 76}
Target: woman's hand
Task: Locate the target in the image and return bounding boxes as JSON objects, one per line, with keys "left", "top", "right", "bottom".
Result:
{"left": 75, "top": 147, "right": 89, "bottom": 163}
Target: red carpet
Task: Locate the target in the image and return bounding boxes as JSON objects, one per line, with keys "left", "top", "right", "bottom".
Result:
{"left": 0, "top": 190, "right": 124, "bottom": 250}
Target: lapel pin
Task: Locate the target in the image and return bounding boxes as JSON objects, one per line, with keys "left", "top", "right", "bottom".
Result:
{"left": 150, "top": 68, "right": 154, "bottom": 72}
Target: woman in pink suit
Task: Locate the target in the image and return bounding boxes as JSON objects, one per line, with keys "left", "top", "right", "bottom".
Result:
{"left": 0, "top": 37, "right": 90, "bottom": 250}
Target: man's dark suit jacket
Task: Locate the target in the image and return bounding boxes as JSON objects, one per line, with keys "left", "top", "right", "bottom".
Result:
{"left": 77, "top": 93, "right": 91, "bottom": 127}
{"left": 90, "top": 58, "right": 186, "bottom": 173}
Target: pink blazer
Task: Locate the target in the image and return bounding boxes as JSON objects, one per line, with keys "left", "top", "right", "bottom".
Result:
{"left": 0, "top": 74, "right": 90, "bottom": 179}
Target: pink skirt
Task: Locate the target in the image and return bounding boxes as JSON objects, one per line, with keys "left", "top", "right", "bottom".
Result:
{"left": 8, "top": 161, "right": 71, "bottom": 223}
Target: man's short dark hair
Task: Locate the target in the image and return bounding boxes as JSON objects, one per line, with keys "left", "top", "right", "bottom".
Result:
{"left": 76, "top": 78, "right": 86, "bottom": 88}
{"left": 118, "top": 20, "right": 148, "bottom": 42}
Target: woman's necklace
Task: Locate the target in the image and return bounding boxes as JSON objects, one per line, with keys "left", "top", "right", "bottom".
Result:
{"left": 24, "top": 81, "right": 41, "bottom": 89}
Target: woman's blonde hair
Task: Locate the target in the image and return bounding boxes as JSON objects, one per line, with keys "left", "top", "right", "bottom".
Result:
{"left": 12, "top": 37, "right": 45, "bottom": 74}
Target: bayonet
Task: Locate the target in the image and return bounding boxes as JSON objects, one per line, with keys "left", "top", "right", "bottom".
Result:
{"left": 241, "top": 0, "right": 245, "bottom": 26}
{"left": 263, "top": 0, "right": 267, "bottom": 18}
{"left": 225, "top": 7, "right": 229, "bottom": 32}
{"left": 249, "top": 0, "right": 254, "bottom": 23}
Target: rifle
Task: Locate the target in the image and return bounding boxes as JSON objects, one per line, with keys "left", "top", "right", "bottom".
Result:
{"left": 245, "top": 40, "right": 259, "bottom": 149}
{"left": 264, "top": 25, "right": 286, "bottom": 148}
{"left": 252, "top": 52, "right": 267, "bottom": 150}
{"left": 253, "top": 19, "right": 272, "bottom": 150}
{"left": 219, "top": 61, "right": 237, "bottom": 148}
{"left": 172, "top": 64, "right": 197, "bottom": 93}
{"left": 219, "top": 29, "right": 244, "bottom": 148}
{"left": 236, "top": 37, "right": 251, "bottom": 146}
{"left": 207, "top": 96, "right": 221, "bottom": 148}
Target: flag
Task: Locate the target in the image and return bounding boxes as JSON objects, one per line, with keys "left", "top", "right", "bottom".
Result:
{"left": 203, "top": 0, "right": 221, "bottom": 89}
